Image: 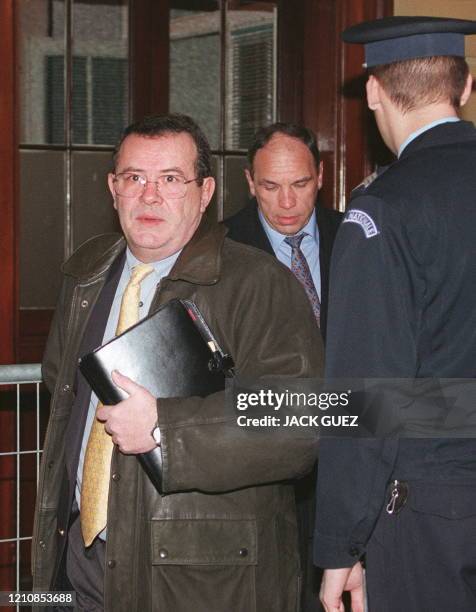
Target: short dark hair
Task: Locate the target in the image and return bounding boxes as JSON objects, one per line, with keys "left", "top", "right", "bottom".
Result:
{"left": 112, "top": 113, "right": 212, "bottom": 185}
{"left": 369, "top": 56, "right": 470, "bottom": 113}
{"left": 248, "top": 122, "right": 320, "bottom": 175}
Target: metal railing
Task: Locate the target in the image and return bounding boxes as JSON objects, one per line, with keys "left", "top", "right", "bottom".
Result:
{"left": 0, "top": 364, "right": 44, "bottom": 601}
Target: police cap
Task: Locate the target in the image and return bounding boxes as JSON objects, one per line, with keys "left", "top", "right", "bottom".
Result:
{"left": 342, "top": 16, "right": 476, "bottom": 67}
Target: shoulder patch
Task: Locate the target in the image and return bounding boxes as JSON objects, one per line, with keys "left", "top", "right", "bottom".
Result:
{"left": 342, "top": 209, "right": 379, "bottom": 238}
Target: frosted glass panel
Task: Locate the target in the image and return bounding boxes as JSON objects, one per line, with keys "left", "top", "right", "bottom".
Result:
{"left": 72, "top": 151, "right": 121, "bottom": 250}
{"left": 223, "top": 155, "right": 249, "bottom": 220}
{"left": 169, "top": 5, "right": 220, "bottom": 149}
{"left": 18, "top": 0, "right": 129, "bottom": 145}
{"left": 225, "top": 4, "right": 277, "bottom": 150}
{"left": 20, "top": 151, "right": 65, "bottom": 307}
{"left": 18, "top": 0, "right": 66, "bottom": 144}
{"left": 72, "top": 0, "right": 129, "bottom": 144}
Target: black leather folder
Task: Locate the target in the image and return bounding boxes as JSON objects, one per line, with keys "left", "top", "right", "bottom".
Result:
{"left": 79, "top": 298, "right": 234, "bottom": 492}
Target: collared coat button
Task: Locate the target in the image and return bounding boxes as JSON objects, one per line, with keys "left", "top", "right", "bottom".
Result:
{"left": 158, "top": 548, "right": 168, "bottom": 559}
{"left": 107, "top": 560, "right": 116, "bottom": 568}
{"left": 62, "top": 384, "right": 70, "bottom": 392}
{"left": 39, "top": 540, "right": 46, "bottom": 549}
{"left": 112, "top": 472, "right": 121, "bottom": 481}
{"left": 349, "top": 546, "right": 360, "bottom": 557}
{"left": 239, "top": 548, "right": 248, "bottom": 557}
{"left": 81, "top": 300, "right": 89, "bottom": 308}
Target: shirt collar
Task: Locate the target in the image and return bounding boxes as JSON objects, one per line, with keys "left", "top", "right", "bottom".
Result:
{"left": 258, "top": 208, "right": 318, "bottom": 251}
{"left": 125, "top": 247, "right": 182, "bottom": 278}
{"left": 398, "top": 117, "right": 460, "bottom": 158}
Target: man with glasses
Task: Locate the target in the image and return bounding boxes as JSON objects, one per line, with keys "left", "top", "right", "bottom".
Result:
{"left": 32, "top": 114, "right": 323, "bottom": 611}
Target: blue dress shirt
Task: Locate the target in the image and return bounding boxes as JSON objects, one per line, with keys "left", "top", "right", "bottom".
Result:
{"left": 398, "top": 117, "right": 460, "bottom": 158}
{"left": 257, "top": 209, "right": 321, "bottom": 298}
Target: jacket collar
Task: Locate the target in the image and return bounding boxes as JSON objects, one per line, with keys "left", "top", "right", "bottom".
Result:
{"left": 400, "top": 119, "right": 476, "bottom": 160}
{"left": 63, "top": 234, "right": 126, "bottom": 282}
{"left": 351, "top": 121, "right": 476, "bottom": 199}
{"left": 62, "top": 214, "right": 227, "bottom": 285}
{"left": 168, "top": 214, "right": 226, "bottom": 285}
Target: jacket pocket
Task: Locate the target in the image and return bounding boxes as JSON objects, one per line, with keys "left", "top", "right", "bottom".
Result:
{"left": 409, "top": 483, "right": 476, "bottom": 519}
{"left": 151, "top": 518, "right": 257, "bottom": 612}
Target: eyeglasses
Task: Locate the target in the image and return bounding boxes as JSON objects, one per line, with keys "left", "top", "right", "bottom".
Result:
{"left": 113, "top": 172, "right": 201, "bottom": 199}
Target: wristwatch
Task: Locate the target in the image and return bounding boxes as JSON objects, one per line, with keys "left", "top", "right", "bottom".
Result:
{"left": 151, "top": 422, "right": 161, "bottom": 446}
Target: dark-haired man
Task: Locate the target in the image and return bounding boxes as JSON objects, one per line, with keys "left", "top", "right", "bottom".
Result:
{"left": 32, "top": 114, "right": 323, "bottom": 611}
{"left": 226, "top": 124, "right": 342, "bottom": 611}
{"left": 314, "top": 16, "right": 476, "bottom": 612}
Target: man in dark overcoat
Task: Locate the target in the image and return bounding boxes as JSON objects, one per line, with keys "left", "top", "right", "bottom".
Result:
{"left": 32, "top": 113, "right": 323, "bottom": 612}
{"left": 225, "top": 122, "right": 342, "bottom": 611}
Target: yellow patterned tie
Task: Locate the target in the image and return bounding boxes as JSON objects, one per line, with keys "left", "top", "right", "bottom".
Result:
{"left": 80, "top": 263, "right": 154, "bottom": 547}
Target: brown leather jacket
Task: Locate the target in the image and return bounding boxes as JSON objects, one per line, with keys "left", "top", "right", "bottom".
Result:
{"left": 32, "top": 219, "right": 324, "bottom": 611}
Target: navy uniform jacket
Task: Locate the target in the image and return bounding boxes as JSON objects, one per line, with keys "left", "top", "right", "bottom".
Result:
{"left": 224, "top": 199, "right": 342, "bottom": 342}
{"left": 314, "top": 120, "right": 476, "bottom": 568}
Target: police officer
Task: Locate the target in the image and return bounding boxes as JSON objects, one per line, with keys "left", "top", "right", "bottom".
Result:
{"left": 313, "top": 16, "right": 476, "bottom": 612}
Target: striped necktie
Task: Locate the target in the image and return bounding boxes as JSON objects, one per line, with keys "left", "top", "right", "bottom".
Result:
{"left": 284, "top": 233, "right": 320, "bottom": 326}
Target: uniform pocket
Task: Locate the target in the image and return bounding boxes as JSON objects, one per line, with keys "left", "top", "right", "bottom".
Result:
{"left": 151, "top": 518, "right": 257, "bottom": 612}
{"left": 409, "top": 483, "right": 476, "bottom": 520}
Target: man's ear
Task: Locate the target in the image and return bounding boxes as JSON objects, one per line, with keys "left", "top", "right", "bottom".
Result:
{"left": 245, "top": 168, "right": 256, "bottom": 197}
{"left": 366, "top": 75, "right": 382, "bottom": 111}
{"left": 460, "top": 72, "right": 473, "bottom": 108}
{"left": 199, "top": 176, "right": 215, "bottom": 213}
{"left": 108, "top": 173, "right": 117, "bottom": 210}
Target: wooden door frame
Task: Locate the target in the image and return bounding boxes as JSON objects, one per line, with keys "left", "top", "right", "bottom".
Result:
{"left": 0, "top": 1, "right": 17, "bottom": 592}
{"left": 278, "top": 0, "right": 393, "bottom": 211}
{"left": 0, "top": 0, "right": 17, "bottom": 365}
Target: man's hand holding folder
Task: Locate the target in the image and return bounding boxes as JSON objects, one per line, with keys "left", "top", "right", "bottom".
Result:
{"left": 97, "top": 370, "right": 158, "bottom": 454}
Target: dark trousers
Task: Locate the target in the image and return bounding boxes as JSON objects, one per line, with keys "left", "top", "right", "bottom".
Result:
{"left": 296, "top": 467, "right": 324, "bottom": 612}
{"left": 366, "top": 481, "right": 476, "bottom": 612}
{"left": 54, "top": 513, "right": 105, "bottom": 612}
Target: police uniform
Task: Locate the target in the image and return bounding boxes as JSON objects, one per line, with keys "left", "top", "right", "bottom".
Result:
{"left": 313, "top": 16, "right": 476, "bottom": 612}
